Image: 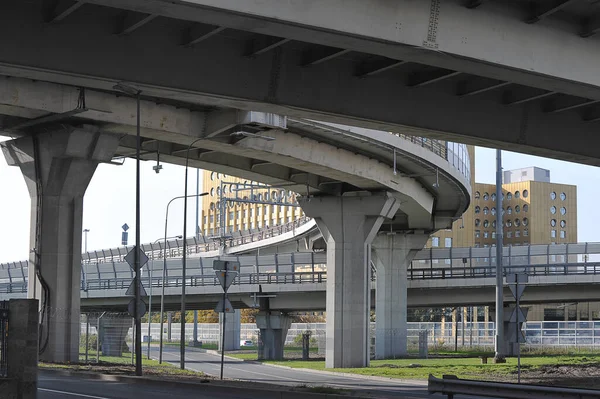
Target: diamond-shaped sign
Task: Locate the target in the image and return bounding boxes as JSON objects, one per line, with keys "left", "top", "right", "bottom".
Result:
{"left": 506, "top": 322, "right": 526, "bottom": 343}
{"left": 509, "top": 307, "right": 528, "bottom": 323}
{"left": 122, "top": 223, "right": 129, "bottom": 231}
{"left": 128, "top": 298, "right": 147, "bottom": 320}
{"left": 215, "top": 297, "right": 235, "bottom": 313}
{"left": 125, "top": 279, "right": 147, "bottom": 297}
{"left": 124, "top": 246, "right": 148, "bottom": 271}
{"left": 509, "top": 284, "right": 526, "bottom": 301}
{"left": 213, "top": 260, "right": 239, "bottom": 272}
{"left": 216, "top": 270, "right": 237, "bottom": 290}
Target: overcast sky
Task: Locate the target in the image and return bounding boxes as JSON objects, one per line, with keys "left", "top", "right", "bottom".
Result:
{"left": 1, "top": 137, "right": 598, "bottom": 263}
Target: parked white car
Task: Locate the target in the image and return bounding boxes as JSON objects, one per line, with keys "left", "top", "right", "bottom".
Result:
{"left": 240, "top": 340, "right": 254, "bottom": 347}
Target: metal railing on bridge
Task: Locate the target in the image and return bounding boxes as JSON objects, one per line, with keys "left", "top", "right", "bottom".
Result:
{"left": 409, "top": 242, "right": 600, "bottom": 279}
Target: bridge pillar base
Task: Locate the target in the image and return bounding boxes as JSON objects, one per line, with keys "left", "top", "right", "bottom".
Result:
{"left": 219, "top": 309, "right": 241, "bottom": 351}
{"left": 98, "top": 315, "right": 131, "bottom": 357}
{"left": 1, "top": 127, "right": 119, "bottom": 363}
{"left": 372, "top": 233, "right": 428, "bottom": 360}
{"left": 256, "top": 312, "right": 291, "bottom": 360}
{"left": 299, "top": 193, "right": 400, "bottom": 368}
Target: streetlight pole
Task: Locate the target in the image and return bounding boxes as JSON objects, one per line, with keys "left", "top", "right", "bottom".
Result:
{"left": 181, "top": 138, "right": 204, "bottom": 370}
{"left": 148, "top": 236, "right": 181, "bottom": 360}
{"left": 113, "top": 82, "right": 143, "bottom": 376}
{"left": 158, "top": 192, "right": 207, "bottom": 364}
{"left": 494, "top": 149, "right": 505, "bottom": 362}
{"left": 83, "top": 229, "right": 90, "bottom": 253}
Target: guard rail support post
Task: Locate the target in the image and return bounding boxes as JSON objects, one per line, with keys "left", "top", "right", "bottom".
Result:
{"left": 7, "top": 299, "right": 38, "bottom": 399}
{"left": 428, "top": 374, "right": 600, "bottom": 399}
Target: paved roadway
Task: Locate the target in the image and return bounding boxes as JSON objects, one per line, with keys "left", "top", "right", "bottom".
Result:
{"left": 154, "top": 345, "right": 436, "bottom": 398}
{"left": 38, "top": 371, "right": 259, "bottom": 399}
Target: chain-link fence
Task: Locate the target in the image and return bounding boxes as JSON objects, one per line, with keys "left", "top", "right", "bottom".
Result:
{"left": 79, "top": 311, "right": 135, "bottom": 364}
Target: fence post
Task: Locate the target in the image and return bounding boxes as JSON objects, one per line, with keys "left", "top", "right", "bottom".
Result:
{"left": 7, "top": 299, "right": 38, "bottom": 399}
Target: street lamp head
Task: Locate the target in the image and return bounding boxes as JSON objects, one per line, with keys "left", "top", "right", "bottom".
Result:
{"left": 113, "top": 82, "right": 142, "bottom": 96}
{"left": 83, "top": 228, "right": 90, "bottom": 233}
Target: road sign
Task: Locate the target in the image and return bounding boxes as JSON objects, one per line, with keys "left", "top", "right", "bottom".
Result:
{"left": 509, "top": 284, "right": 526, "bottom": 301}
{"left": 124, "top": 246, "right": 149, "bottom": 271}
{"left": 128, "top": 298, "right": 147, "bottom": 320}
{"left": 213, "top": 260, "right": 240, "bottom": 272}
{"left": 505, "top": 322, "right": 526, "bottom": 343}
{"left": 509, "top": 307, "right": 528, "bottom": 323}
{"left": 122, "top": 223, "right": 129, "bottom": 231}
{"left": 216, "top": 270, "right": 237, "bottom": 290}
{"left": 215, "top": 297, "right": 235, "bottom": 313}
{"left": 125, "top": 279, "right": 147, "bottom": 297}
{"left": 121, "top": 231, "right": 128, "bottom": 246}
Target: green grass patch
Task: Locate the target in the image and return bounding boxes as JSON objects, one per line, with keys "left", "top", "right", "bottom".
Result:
{"left": 261, "top": 353, "right": 600, "bottom": 380}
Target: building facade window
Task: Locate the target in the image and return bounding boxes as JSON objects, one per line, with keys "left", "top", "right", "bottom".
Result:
{"left": 445, "top": 237, "right": 452, "bottom": 248}
{"left": 551, "top": 219, "right": 557, "bottom": 227}
{"left": 492, "top": 232, "right": 496, "bottom": 239}
{"left": 483, "top": 192, "right": 489, "bottom": 201}
{"left": 560, "top": 220, "right": 566, "bottom": 228}
{"left": 507, "top": 206, "right": 512, "bottom": 215}
{"left": 514, "top": 218, "right": 521, "bottom": 227}
{"left": 560, "top": 207, "right": 567, "bottom": 215}
{"left": 550, "top": 192, "right": 556, "bottom": 200}
{"left": 475, "top": 191, "right": 480, "bottom": 199}
{"left": 431, "top": 237, "right": 440, "bottom": 247}
{"left": 551, "top": 230, "right": 556, "bottom": 238}
{"left": 524, "top": 229, "right": 529, "bottom": 236}
{"left": 550, "top": 206, "right": 557, "bottom": 214}
{"left": 475, "top": 219, "right": 481, "bottom": 227}
{"left": 491, "top": 193, "right": 497, "bottom": 201}
{"left": 515, "top": 191, "right": 520, "bottom": 198}
{"left": 483, "top": 207, "right": 489, "bottom": 215}
{"left": 523, "top": 190, "right": 529, "bottom": 198}
{"left": 515, "top": 230, "right": 520, "bottom": 238}
{"left": 475, "top": 206, "right": 481, "bottom": 214}
{"left": 484, "top": 231, "right": 489, "bottom": 239}
{"left": 507, "top": 192, "right": 512, "bottom": 200}
{"left": 475, "top": 230, "right": 481, "bottom": 238}
{"left": 523, "top": 204, "right": 529, "bottom": 212}
{"left": 560, "top": 192, "right": 567, "bottom": 201}
{"left": 560, "top": 230, "right": 566, "bottom": 238}
{"left": 507, "top": 231, "right": 512, "bottom": 238}
{"left": 491, "top": 207, "right": 496, "bottom": 215}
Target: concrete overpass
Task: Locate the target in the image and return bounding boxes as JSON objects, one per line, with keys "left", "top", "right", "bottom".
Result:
{"left": 2, "top": 0, "right": 598, "bottom": 368}
{"left": 0, "top": 0, "right": 599, "bottom": 165}
{"left": 0, "top": 93, "right": 470, "bottom": 368}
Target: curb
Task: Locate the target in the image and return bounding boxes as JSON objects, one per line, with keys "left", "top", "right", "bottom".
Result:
{"left": 204, "top": 349, "right": 245, "bottom": 362}
{"left": 40, "top": 368, "right": 373, "bottom": 399}
{"left": 256, "top": 363, "right": 427, "bottom": 387}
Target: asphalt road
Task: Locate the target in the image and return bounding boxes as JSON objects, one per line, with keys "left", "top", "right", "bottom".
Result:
{"left": 154, "top": 345, "right": 434, "bottom": 398}
{"left": 38, "top": 372, "right": 259, "bottom": 399}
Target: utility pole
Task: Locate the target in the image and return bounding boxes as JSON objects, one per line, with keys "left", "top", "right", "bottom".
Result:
{"left": 494, "top": 149, "right": 505, "bottom": 362}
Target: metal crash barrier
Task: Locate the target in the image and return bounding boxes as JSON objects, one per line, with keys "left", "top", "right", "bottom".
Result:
{"left": 0, "top": 301, "right": 7, "bottom": 377}
{"left": 428, "top": 374, "right": 600, "bottom": 399}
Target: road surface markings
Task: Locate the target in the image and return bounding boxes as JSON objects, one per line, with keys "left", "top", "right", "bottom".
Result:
{"left": 39, "top": 388, "right": 113, "bottom": 399}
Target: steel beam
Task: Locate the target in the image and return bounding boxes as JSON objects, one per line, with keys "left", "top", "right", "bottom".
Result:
{"left": 409, "top": 70, "right": 462, "bottom": 87}
{"left": 44, "top": 0, "right": 85, "bottom": 22}
{"left": 504, "top": 91, "right": 557, "bottom": 105}
{"left": 356, "top": 59, "right": 408, "bottom": 78}
{"left": 526, "top": 0, "right": 577, "bottom": 24}
{"left": 182, "top": 24, "right": 226, "bottom": 47}
{"left": 457, "top": 80, "right": 511, "bottom": 97}
{"left": 302, "top": 48, "right": 351, "bottom": 66}
{"left": 116, "top": 12, "right": 157, "bottom": 35}
{"left": 546, "top": 99, "right": 600, "bottom": 113}
{"left": 245, "top": 37, "right": 290, "bottom": 57}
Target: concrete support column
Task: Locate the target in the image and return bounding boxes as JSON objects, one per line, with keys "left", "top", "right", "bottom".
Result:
{"left": 7, "top": 299, "right": 38, "bottom": 399}
{"left": 219, "top": 309, "right": 241, "bottom": 351}
{"left": 299, "top": 193, "right": 400, "bottom": 368}
{"left": 372, "top": 233, "right": 428, "bottom": 359}
{"left": 1, "top": 127, "right": 119, "bottom": 363}
{"left": 98, "top": 316, "right": 131, "bottom": 357}
{"left": 256, "top": 311, "right": 291, "bottom": 361}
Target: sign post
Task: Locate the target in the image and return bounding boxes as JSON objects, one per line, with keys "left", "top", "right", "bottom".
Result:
{"left": 213, "top": 260, "right": 239, "bottom": 380}
{"left": 506, "top": 273, "right": 528, "bottom": 383}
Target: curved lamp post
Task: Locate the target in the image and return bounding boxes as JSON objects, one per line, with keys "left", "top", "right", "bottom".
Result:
{"left": 158, "top": 192, "right": 207, "bottom": 364}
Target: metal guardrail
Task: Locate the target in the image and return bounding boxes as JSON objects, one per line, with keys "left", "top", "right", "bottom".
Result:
{"left": 428, "top": 374, "right": 600, "bottom": 399}
{"left": 0, "top": 301, "right": 8, "bottom": 377}
{"left": 408, "top": 262, "right": 600, "bottom": 280}
{"left": 81, "top": 271, "right": 327, "bottom": 291}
